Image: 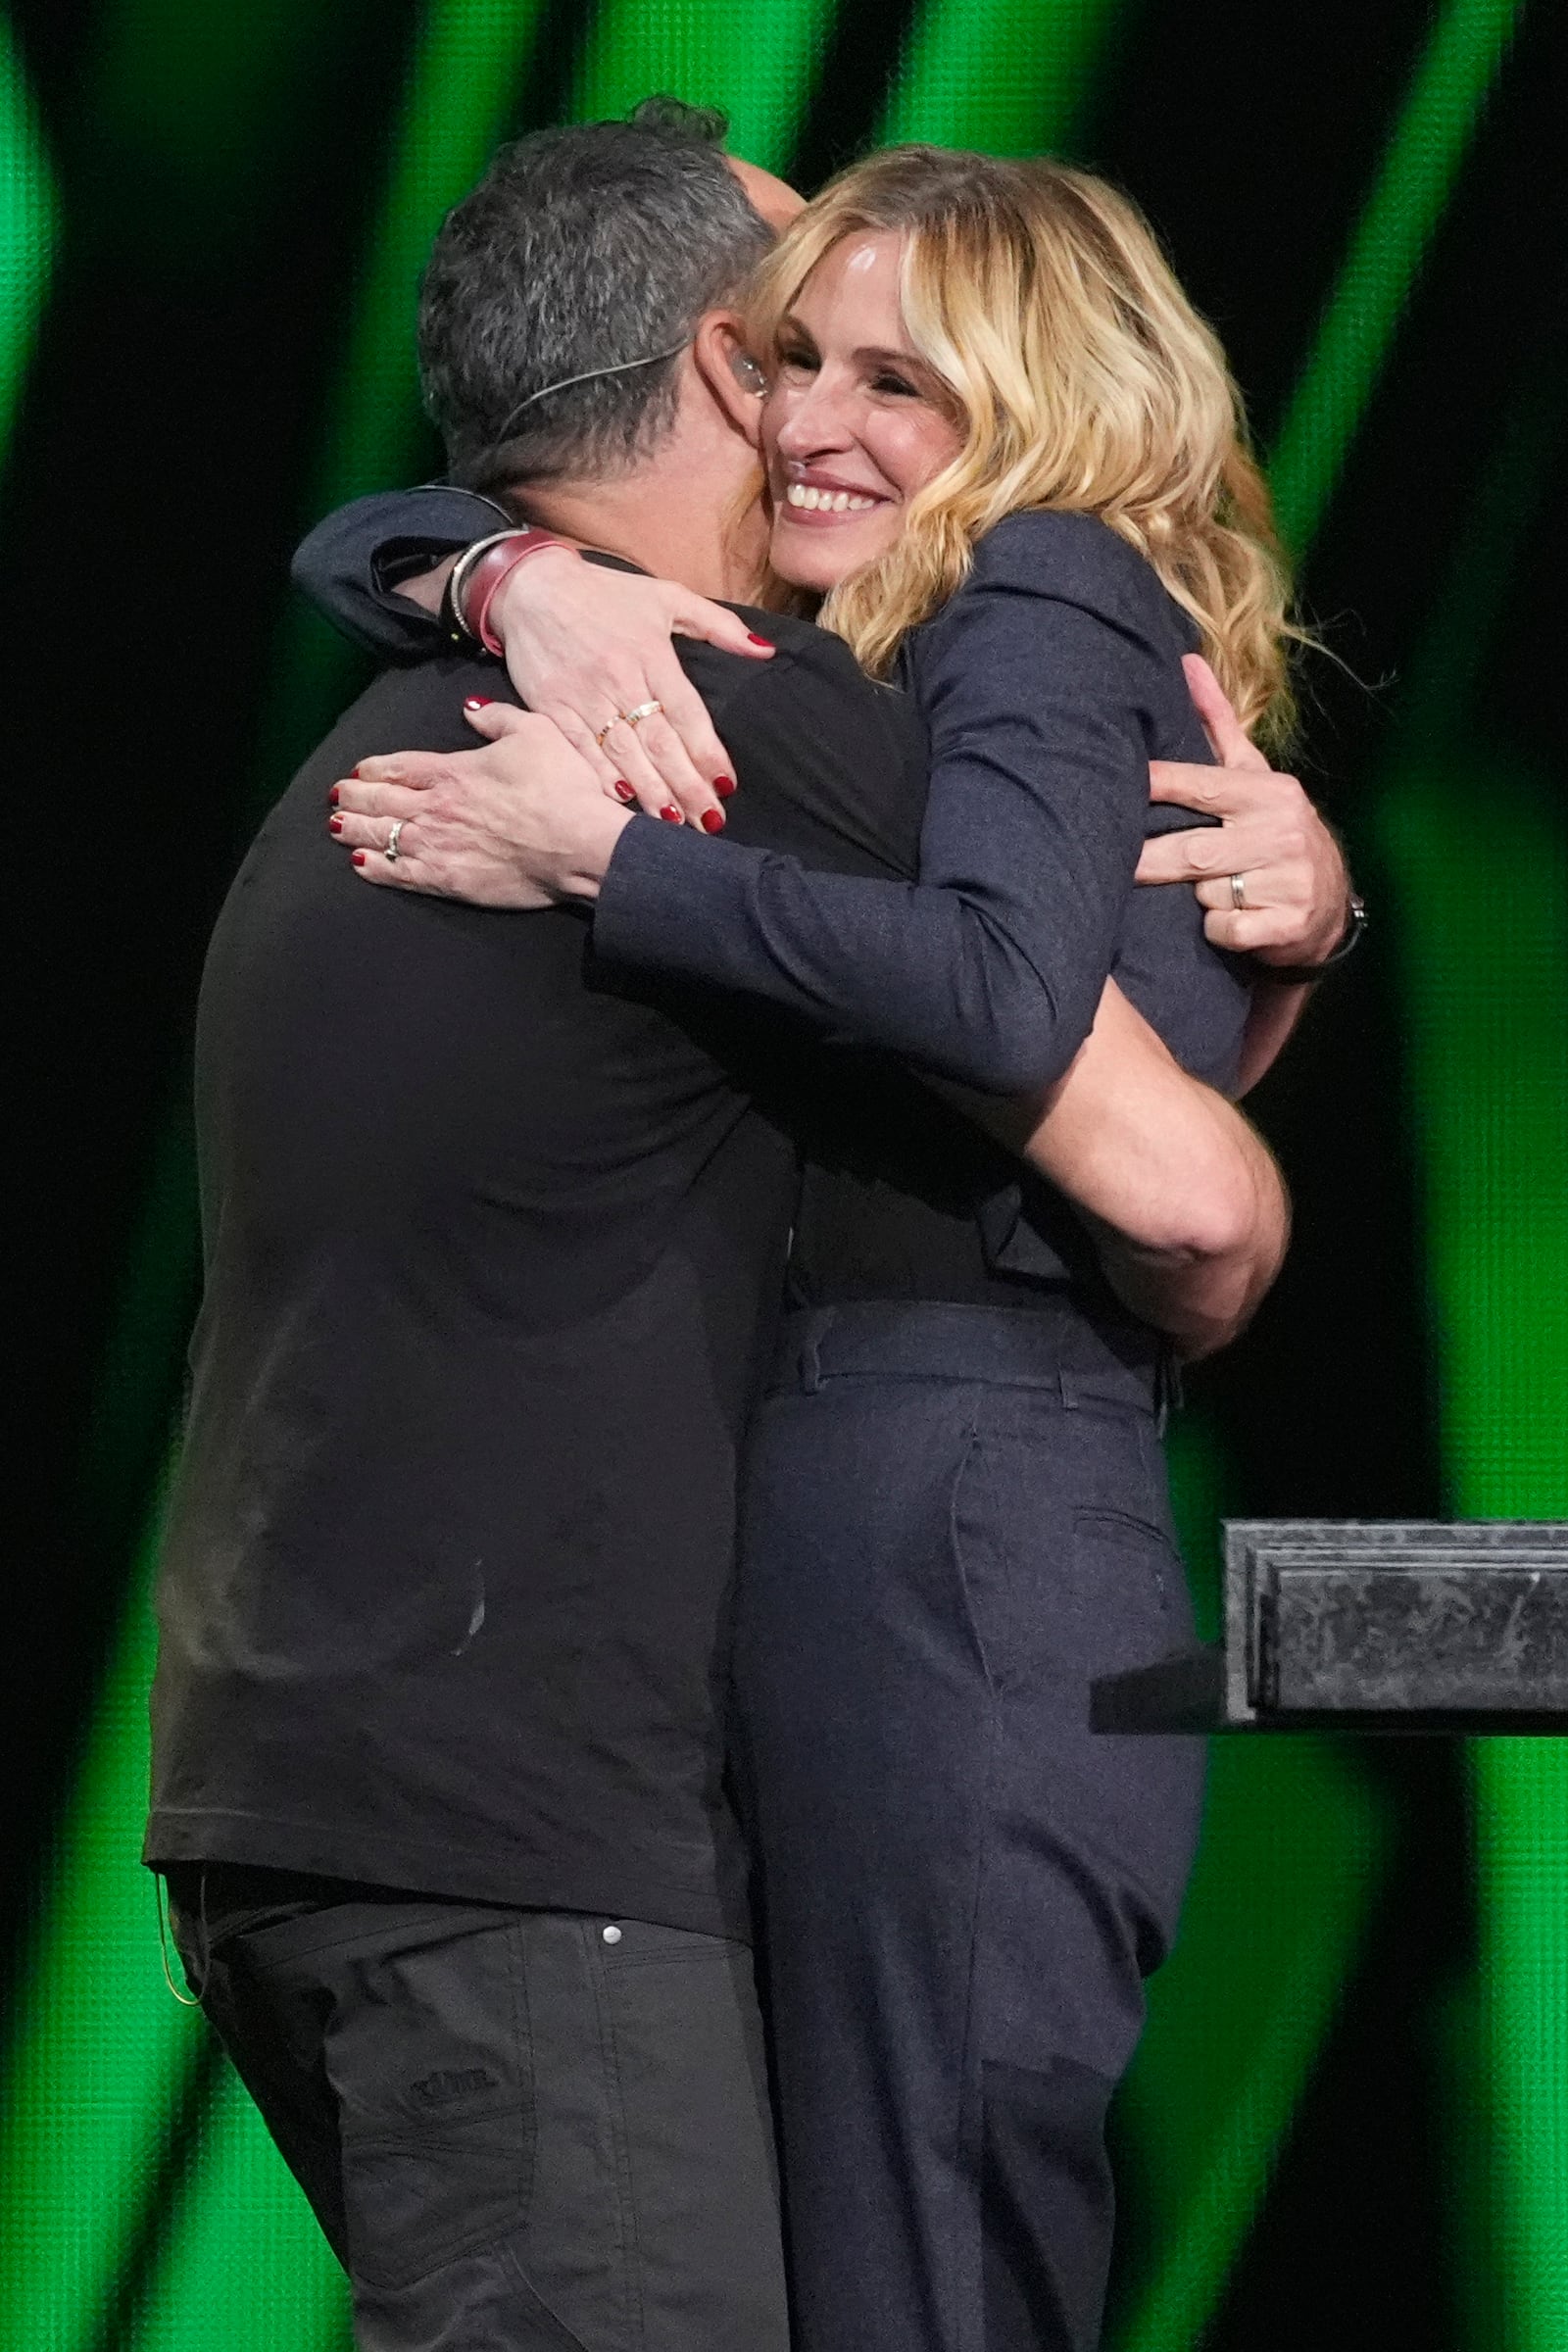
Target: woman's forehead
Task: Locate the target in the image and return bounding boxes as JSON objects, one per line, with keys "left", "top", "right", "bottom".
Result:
{"left": 801, "top": 232, "right": 904, "bottom": 306}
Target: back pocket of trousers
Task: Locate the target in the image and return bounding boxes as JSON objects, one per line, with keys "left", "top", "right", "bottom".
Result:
{"left": 1068, "top": 1506, "right": 1183, "bottom": 1677}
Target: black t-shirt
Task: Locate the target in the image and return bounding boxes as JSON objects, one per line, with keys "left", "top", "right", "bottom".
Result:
{"left": 145, "top": 623, "right": 926, "bottom": 1936}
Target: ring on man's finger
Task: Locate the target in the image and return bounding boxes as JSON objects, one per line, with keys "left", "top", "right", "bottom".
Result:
{"left": 1229, "top": 871, "right": 1249, "bottom": 911}
{"left": 385, "top": 818, "right": 407, "bottom": 864}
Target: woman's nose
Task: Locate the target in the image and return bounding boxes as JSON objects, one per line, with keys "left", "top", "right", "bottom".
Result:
{"left": 774, "top": 375, "right": 856, "bottom": 458}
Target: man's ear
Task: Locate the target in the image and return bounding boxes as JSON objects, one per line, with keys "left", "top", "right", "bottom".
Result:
{"left": 694, "top": 311, "right": 766, "bottom": 448}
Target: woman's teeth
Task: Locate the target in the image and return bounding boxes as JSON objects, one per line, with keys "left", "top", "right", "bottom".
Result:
{"left": 785, "top": 483, "right": 877, "bottom": 513}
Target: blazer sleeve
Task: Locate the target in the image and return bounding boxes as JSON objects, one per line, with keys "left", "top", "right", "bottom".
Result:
{"left": 290, "top": 485, "right": 510, "bottom": 660}
{"left": 593, "top": 514, "right": 1166, "bottom": 1096}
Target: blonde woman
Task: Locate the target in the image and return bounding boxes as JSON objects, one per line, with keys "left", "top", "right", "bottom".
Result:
{"left": 323, "top": 146, "right": 1338, "bottom": 2351}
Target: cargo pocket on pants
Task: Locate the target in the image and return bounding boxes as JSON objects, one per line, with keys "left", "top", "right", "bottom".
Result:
{"left": 330, "top": 1914, "right": 534, "bottom": 2293}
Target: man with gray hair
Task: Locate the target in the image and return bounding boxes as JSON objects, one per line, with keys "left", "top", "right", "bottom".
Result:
{"left": 148, "top": 103, "right": 824, "bottom": 2352}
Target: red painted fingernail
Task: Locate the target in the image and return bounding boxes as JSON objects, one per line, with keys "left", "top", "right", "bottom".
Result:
{"left": 352, "top": 850, "right": 367, "bottom": 867}
{"left": 714, "top": 776, "right": 736, "bottom": 799}
{"left": 612, "top": 782, "right": 636, "bottom": 804}
{"left": 329, "top": 785, "right": 340, "bottom": 806}
{"left": 464, "top": 696, "right": 492, "bottom": 710}
{"left": 701, "top": 809, "right": 725, "bottom": 834}
{"left": 747, "top": 632, "right": 771, "bottom": 647}
{"left": 660, "top": 806, "right": 682, "bottom": 824}
{"left": 328, "top": 815, "right": 343, "bottom": 835}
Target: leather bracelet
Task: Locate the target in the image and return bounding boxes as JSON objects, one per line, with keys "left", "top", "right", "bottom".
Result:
{"left": 446, "top": 528, "right": 532, "bottom": 642}
{"left": 1256, "top": 892, "right": 1367, "bottom": 985}
{"left": 454, "top": 530, "right": 568, "bottom": 655}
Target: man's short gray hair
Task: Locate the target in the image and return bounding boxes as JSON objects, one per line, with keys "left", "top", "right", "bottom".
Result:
{"left": 418, "top": 98, "right": 775, "bottom": 495}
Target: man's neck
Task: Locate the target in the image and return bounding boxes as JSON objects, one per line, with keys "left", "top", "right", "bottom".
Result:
{"left": 511, "top": 459, "right": 766, "bottom": 605}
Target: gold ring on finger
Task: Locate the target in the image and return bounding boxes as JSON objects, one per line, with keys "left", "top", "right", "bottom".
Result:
{"left": 1229, "top": 871, "right": 1248, "bottom": 911}
{"left": 595, "top": 700, "right": 664, "bottom": 751}
{"left": 385, "top": 818, "right": 407, "bottom": 864}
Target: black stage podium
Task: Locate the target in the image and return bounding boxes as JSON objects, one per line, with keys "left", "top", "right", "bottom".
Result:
{"left": 1092, "top": 1521, "right": 1568, "bottom": 1734}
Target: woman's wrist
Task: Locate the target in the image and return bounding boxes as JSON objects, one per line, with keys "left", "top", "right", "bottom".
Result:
{"left": 450, "top": 529, "right": 576, "bottom": 651}
{"left": 483, "top": 540, "right": 586, "bottom": 660}
{"left": 1255, "top": 892, "right": 1366, "bottom": 985}
{"left": 553, "top": 799, "right": 633, "bottom": 901}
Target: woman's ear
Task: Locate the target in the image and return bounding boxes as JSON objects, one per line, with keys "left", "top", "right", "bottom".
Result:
{"left": 694, "top": 311, "right": 766, "bottom": 447}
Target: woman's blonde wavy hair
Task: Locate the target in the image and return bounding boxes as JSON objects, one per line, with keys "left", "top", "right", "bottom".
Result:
{"left": 744, "top": 146, "right": 1302, "bottom": 748}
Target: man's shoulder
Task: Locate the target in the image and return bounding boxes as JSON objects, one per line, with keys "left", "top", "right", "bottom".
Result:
{"left": 676, "top": 613, "right": 926, "bottom": 881}
{"left": 677, "top": 608, "right": 924, "bottom": 770}
{"left": 333, "top": 651, "right": 513, "bottom": 752}
{"left": 286, "top": 654, "right": 516, "bottom": 799}
{"left": 677, "top": 606, "right": 896, "bottom": 715}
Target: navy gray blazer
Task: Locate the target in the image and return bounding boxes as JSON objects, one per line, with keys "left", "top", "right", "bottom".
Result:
{"left": 292, "top": 495, "right": 1251, "bottom": 1103}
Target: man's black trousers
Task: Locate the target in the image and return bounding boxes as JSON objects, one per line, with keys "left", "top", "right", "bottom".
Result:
{"left": 167, "top": 1868, "right": 789, "bottom": 2352}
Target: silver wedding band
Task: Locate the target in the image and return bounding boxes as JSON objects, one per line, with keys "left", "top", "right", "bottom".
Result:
{"left": 1230, "top": 871, "right": 1249, "bottom": 911}
{"left": 385, "top": 818, "right": 407, "bottom": 864}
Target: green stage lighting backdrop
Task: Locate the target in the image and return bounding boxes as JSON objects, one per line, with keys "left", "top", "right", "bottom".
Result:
{"left": 3, "top": 2, "right": 1565, "bottom": 2346}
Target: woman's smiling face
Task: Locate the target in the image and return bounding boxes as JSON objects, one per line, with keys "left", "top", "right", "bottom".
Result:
{"left": 761, "top": 230, "right": 965, "bottom": 595}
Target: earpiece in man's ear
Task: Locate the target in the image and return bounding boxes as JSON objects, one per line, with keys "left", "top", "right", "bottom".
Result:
{"left": 729, "top": 351, "right": 767, "bottom": 395}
